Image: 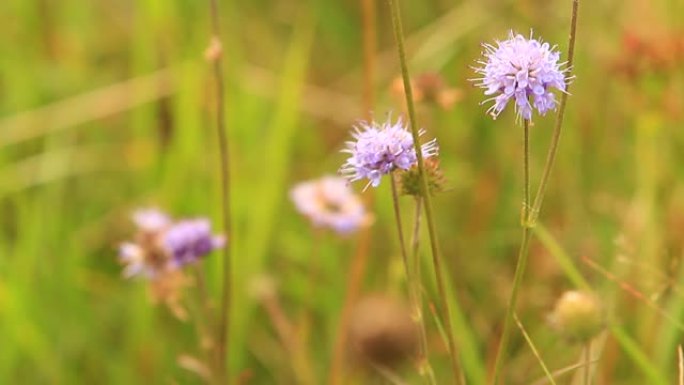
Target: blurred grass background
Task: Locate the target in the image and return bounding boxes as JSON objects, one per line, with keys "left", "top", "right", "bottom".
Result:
{"left": 1, "top": 0, "right": 684, "bottom": 384}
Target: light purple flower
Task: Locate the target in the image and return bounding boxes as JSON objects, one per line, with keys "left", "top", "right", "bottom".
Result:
{"left": 163, "top": 219, "right": 225, "bottom": 267}
{"left": 473, "top": 31, "right": 568, "bottom": 121}
{"left": 119, "top": 209, "right": 224, "bottom": 278}
{"left": 290, "top": 176, "right": 373, "bottom": 234}
{"left": 339, "top": 116, "right": 438, "bottom": 189}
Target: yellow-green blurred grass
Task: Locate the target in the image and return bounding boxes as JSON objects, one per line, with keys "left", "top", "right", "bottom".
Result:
{"left": 1, "top": 0, "right": 684, "bottom": 384}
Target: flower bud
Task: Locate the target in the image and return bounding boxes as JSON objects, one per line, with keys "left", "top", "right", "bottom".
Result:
{"left": 550, "top": 290, "right": 604, "bottom": 342}
{"left": 399, "top": 158, "right": 446, "bottom": 197}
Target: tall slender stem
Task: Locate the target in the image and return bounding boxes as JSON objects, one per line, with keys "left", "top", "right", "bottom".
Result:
{"left": 207, "top": 0, "right": 232, "bottom": 383}
{"left": 522, "top": 120, "right": 530, "bottom": 225}
{"left": 490, "top": 119, "right": 532, "bottom": 385}
{"left": 390, "top": 175, "right": 434, "bottom": 385}
{"left": 528, "top": 0, "right": 580, "bottom": 226}
{"left": 490, "top": 1, "right": 580, "bottom": 383}
{"left": 386, "top": 0, "right": 464, "bottom": 383}
{"left": 409, "top": 197, "right": 437, "bottom": 384}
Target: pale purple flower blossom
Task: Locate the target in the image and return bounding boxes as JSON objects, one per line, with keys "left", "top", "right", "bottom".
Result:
{"left": 473, "top": 31, "right": 568, "bottom": 121}
{"left": 118, "top": 209, "right": 224, "bottom": 278}
{"left": 339, "top": 117, "right": 438, "bottom": 189}
{"left": 163, "top": 219, "right": 225, "bottom": 267}
{"left": 291, "top": 176, "right": 372, "bottom": 234}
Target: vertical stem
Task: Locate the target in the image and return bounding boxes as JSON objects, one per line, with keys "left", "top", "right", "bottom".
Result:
{"left": 490, "top": 119, "right": 531, "bottom": 385}
{"left": 390, "top": 175, "right": 434, "bottom": 385}
{"left": 491, "top": 1, "right": 580, "bottom": 383}
{"left": 409, "top": 197, "right": 437, "bottom": 384}
{"left": 584, "top": 340, "right": 592, "bottom": 385}
{"left": 386, "top": 0, "right": 464, "bottom": 383}
{"left": 528, "top": 0, "right": 580, "bottom": 226}
{"left": 207, "top": 0, "right": 232, "bottom": 382}
{"left": 522, "top": 120, "right": 530, "bottom": 225}
{"left": 390, "top": 174, "right": 411, "bottom": 288}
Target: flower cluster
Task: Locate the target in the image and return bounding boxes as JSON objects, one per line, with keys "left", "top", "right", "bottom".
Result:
{"left": 474, "top": 31, "right": 568, "bottom": 121}
{"left": 339, "top": 117, "right": 438, "bottom": 189}
{"left": 119, "top": 208, "right": 224, "bottom": 279}
{"left": 291, "top": 176, "right": 372, "bottom": 234}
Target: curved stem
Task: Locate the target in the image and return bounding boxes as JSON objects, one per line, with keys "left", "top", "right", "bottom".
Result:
{"left": 207, "top": 0, "right": 232, "bottom": 383}
{"left": 386, "top": 0, "right": 464, "bottom": 383}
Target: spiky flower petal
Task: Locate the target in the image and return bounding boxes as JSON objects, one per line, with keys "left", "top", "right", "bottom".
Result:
{"left": 340, "top": 116, "right": 438, "bottom": 189}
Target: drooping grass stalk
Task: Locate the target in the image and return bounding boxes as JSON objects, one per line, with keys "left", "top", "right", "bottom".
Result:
{"left": 328, "top": 2, "right": 376, "bottom": 383}
{"left": 207, "top": 0, "right": 233, "bottom": 382}
{"left": 386, "top": 0, "right": 464, "bottom": 383}
{"left": 390, "top": 175, "right": 434, "bottom": 385}
{"left": 513, "top": 313, "right": 558, "bottom": 385}
{"left": 490, "top": 2, "right": 580, "bottom": 384}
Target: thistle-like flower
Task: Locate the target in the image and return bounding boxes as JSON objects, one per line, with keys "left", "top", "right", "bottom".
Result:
{"left": 473, "top": 31, "right": 569, "bottom": 121}
{"left": 340, "top": 116, "right": 438, "bottom": 189}
{"left": 118, "top": 209, "right": 224, "bottom": 278}
{"left": 290, "top": 176, "right": 373, "bottom": 234}
{"left": 164, "top": 219, "right": 225, "bottom": 267}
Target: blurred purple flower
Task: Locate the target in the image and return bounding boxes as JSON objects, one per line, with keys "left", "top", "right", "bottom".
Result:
{"left": 339, "top": 116, "right": 438, "bottom": 189}
{"left": 291, "top": 176, "right": 373, "bottom": 234}
{"left": 119, "top": 209, "right": 224, "bottom": 278}
{"left": 163, "top": 219, "right": 225, "bottom": 267}
{"left": 473, "top": 31, "right": 568, "bottom": 121}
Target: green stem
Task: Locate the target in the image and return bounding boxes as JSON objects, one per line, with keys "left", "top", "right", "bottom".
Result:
{"left": 491, "top": 1, "right": 580, "bottom": 383}
{"left": 522, "top": 119, "right": 531, "bottom": 225}
{"left": 410, "top": 197, "right": 436, "bottom": 384}
{"left": 386, "top": 0, "right": 464, "bottom": 383}
{"left": 207, "top": 0, "right": 232, "bottom": 382}
{"left": 490, "top": 119, "right": 532, "bottom": 384}
{"left": 390, "top": 176, "right": 434, "bottom": 385}
{"left": 528, "top": 0, "right": 580, "bottom": 226}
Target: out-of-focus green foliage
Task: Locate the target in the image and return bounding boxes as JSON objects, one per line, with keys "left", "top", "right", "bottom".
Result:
{"left": 1, "top": 0, "right": 684, "bottom": 383}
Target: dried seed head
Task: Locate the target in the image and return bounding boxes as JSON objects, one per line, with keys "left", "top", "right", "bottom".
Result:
{"left": 399, "top": 158, "right": 446, "bottom": 197}
{"left": 550, "top": 290, "right": 604, "bottom": 342}
{"left": 348, "top": 294, "right": 418, "bottom": 368}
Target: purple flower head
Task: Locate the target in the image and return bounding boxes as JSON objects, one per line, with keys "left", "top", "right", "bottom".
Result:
{"left": 163, "top": 219, "right": 225, "bottom": 267}
{"left": 473, "top": 31, "right": 569, "bottom": 122}
{"left": 290, "top": 176, "right": 373, "bottom": 234}
{"left": 339, "top": 116, "right": 438, "bottom": 189}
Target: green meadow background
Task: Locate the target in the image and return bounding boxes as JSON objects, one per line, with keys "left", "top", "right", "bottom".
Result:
{"left": 1, "top": 0, "right": 684, "bottom": 383}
